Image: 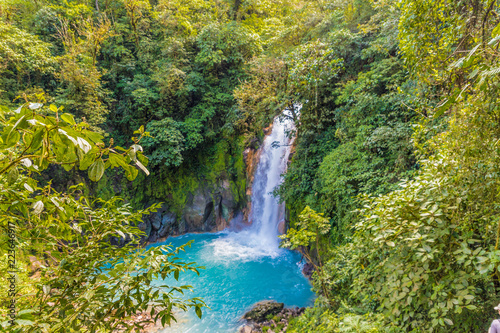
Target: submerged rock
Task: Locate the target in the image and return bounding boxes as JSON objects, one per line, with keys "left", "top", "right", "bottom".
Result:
{"left": 243, "top": 300, "right": 284, "bottom": 322}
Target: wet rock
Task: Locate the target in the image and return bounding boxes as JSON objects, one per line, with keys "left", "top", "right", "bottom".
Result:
{"left": 162, "top": 212, "right": 176, "bottom": 226}
{"left": 244, "top": 301, "right": 284, "bottom": 322}
{"left": 158, "top": 212, "right": 177, "bottom": 238}
{"left": 109, "top": 236, "right": 119, "bottom": 246}
{"left": 145, "top": 221, "right": 152, "bottom": 237}
{"left": 302, "top": 262, "right": 315, "bottom": 279}
{"left": 263, "top": 124, "right": 273, "bottom": 135}
{"left": 148, "top": 232, "right": 158, "bottom": 243}
{"left": 151, "top": 213, "right": 162, "bottom": 231}
{"left": 178, "top": 218, "right": 187, "bottom": 234}
{"left": 158, "top": 224, "right": 169, "bottom": 238}
{"left": 242, "top": 305, "right": 305, "bottom": 333}
{"left": 158, "top": 212, "right": 176, "bottom": 238}
{"left": 221, "top": 180, "right": 237, "bottom": 210}
{"left": 277, "top": 221, "right": 285, "bottom": 235}
{"left": 183, "top": 192, "right": 207, "bottom": 230}
{"left": 203, "top": 200, "right": 216, "bottom": 231}
{"left": 237, "top": 324, "right": 254, "bottom": 333}
{"left": 143, "top": 172, "right": 247, "bottom": 243}
{"left": 137, "top": 222, "right": 147, "bottom": 231}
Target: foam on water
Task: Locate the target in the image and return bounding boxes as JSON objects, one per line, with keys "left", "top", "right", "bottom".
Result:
{"left": 206, "top": 230, "right": 284, "bottom": 263}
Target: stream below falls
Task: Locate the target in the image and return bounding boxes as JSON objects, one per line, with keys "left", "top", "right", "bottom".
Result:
{"left": 149, "top": 113, "right": 314, "bottom": 332}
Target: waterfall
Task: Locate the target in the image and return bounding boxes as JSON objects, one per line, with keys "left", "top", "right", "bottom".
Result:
{"left": 208, "top": 114, "right": 294, "bottom": 260}
{"left": 247, "top": 114, "right": 294, "bottom": 249}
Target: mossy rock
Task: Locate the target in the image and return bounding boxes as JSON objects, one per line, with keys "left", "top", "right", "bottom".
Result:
{"left": 244, "top": 300, "right": 284, "bottom": 322}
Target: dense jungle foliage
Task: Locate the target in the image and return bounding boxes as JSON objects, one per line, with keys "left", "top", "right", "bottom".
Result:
{"left": 1, "top": 0, "right": 500, "bottom": 332}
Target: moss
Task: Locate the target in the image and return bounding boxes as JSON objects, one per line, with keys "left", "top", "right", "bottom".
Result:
{"left": 206, "top": 140, "right": 229, "bottom": 183}
{"left": 121, "top": 135, "right": 249, "bottom": 216}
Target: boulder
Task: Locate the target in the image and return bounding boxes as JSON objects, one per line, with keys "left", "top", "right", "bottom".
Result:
{"left": 148, "top": 232, "right": 158, "bottom": 243}
{"left": 145, "top": 221, "right": 152, "bottom": 237}
{"left": 237, "top": 325, "right": 254, "bottom": 333}
{"left": 151, "top": 213, "right": 162, "bottom": 231}
{"left": 162, "top": 212, "right": 176, "bottom": 226}
{"left": 243, "top": 301, "right": 284, "bottom": 322}
{"left": 302, "top": 262, "right": 315, "bottom": 279}
{"left": 158, "top": 212, "right": 176, "bottom": 238}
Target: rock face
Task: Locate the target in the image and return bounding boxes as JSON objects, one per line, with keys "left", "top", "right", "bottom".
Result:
{"left": 277, "top": 220, "right": 286, "bottom": 235}
{"left": 243, "top": 143, "right": 262, "bottom": 224}
{"left": 141, "top": 178, "right": 246, "bottom": 244}
{"left": 302, "top": 262, "right": 315, "bottom": 279}
{"left": 243, "top": 301, "right": 284, "bottom": 322}
{"left": 138, "top": 139, "right": 263, "bottom": 244}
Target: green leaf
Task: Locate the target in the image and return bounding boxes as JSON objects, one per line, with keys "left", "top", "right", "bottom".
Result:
{"left": 79, "top": 148, "right": 98, "bottom": 170}
{"left": 125, "top": 165, "right": 139, "bottom": 181}
{"left": 195, "top": 306, "right": 202, "bottom": 319}
{"left": 27, "top": 129, "right": 44, "bottom": 152}
{"left": 7, "top": 167, "right": 19, "bottom": 185}
{"left": 109, "top": 153, "right": 129, "bottom": 169}
{"left": 15, "top": 319, "right": 35, "bottom": 326}
{"left": 88, "top": 158, "right": 105, "bottom": 182}
{"left": 492, "top": 22, "right": 500, "bottom": 37}
{"left": 135, "top": 160, "right": 150, "bottom": 176}
{"left": 42, "top": 285, "right": 50, "bottom": 294}
{"left": 60, "top": 113, "right": 76, "bottom": 125}
{"left": 117, "top": 230, "right": 126, "bottom": 239}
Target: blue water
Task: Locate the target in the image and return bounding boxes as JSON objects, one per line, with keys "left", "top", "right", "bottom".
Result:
{"left": 149, "top": 232, "right": 315, "bottom": 333}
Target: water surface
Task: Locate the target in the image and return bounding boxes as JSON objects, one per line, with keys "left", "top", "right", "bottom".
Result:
{"left": 151, "top": 232, "right": 314, "bottom": 333}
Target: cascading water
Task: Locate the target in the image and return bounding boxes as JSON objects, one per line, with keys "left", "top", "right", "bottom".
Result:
{"left": 249, "top": 114, "right": 294, "bottom": 249}
{"left": 153, "top": 113, "right": 313, "bottom": 333}
{"left": 208, "top": 114, "right": 294, "bottom": 260}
